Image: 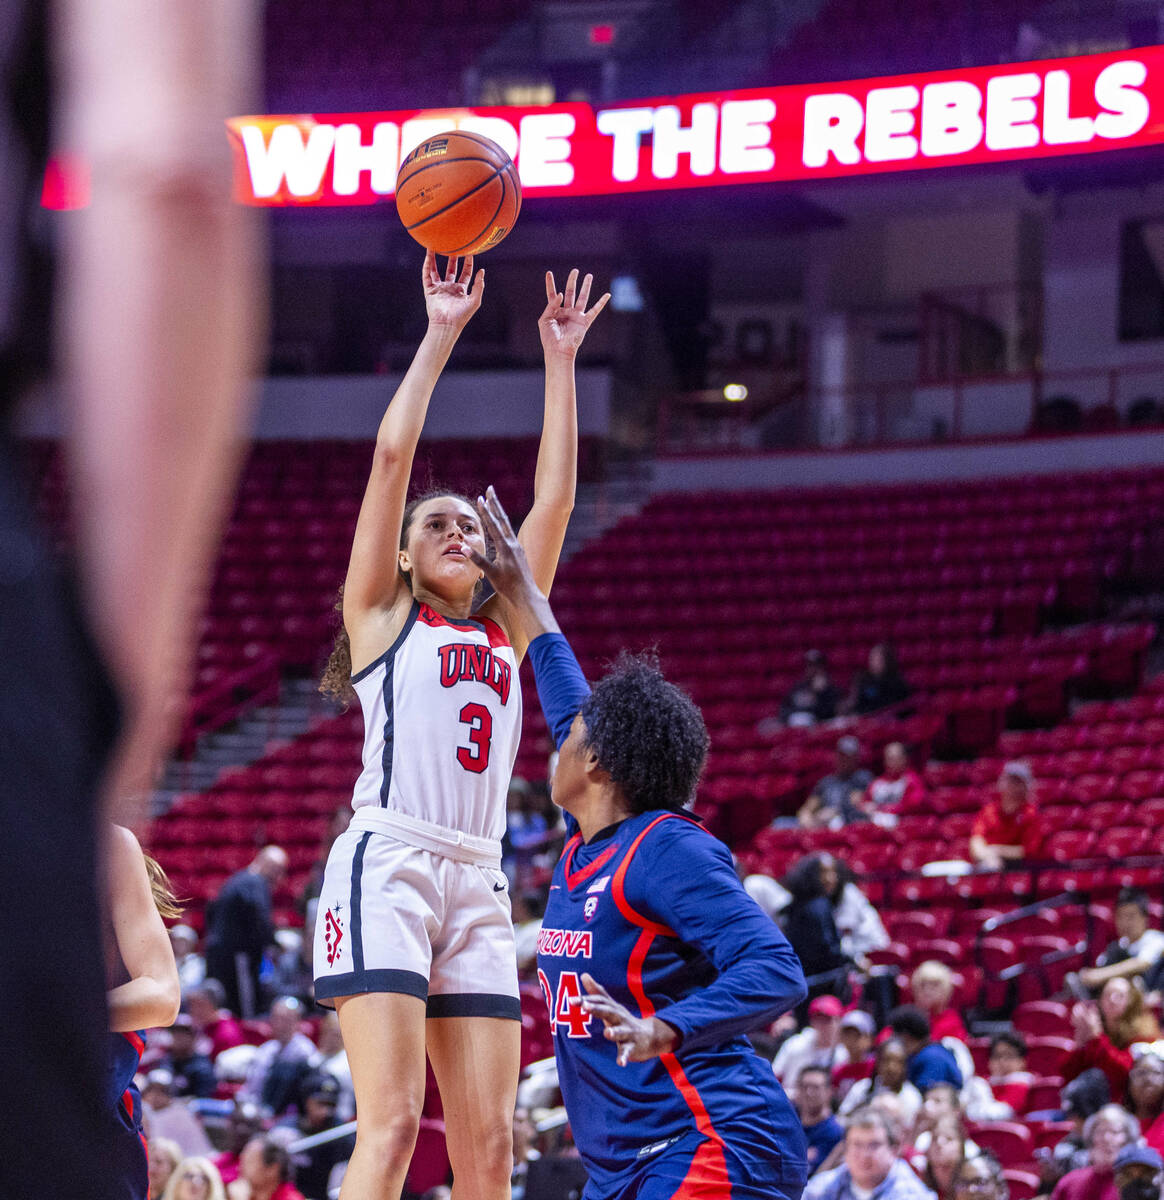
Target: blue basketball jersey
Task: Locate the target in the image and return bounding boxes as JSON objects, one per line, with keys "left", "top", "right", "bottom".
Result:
{"left": 537, "top": 810, "right": 808, "bottom": 1200}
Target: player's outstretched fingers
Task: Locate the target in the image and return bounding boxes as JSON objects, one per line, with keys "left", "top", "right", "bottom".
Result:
{"left": 587, "top": 291, "right": 612, "bottom": 323}
{"left": 577, "top": 272, "right": 593, "bottom": 312}
{"left": 423, "top": 248, "right": 440, "bottom": 287}
{"left": 483, "top": 485, "right": 518, "bottom": 541}
{"left": 459, "top": 255, "right": 475, "bottom": 285}
{"left": 564, "top": 267, "right": 579, "bottom": 309}
{"left": 445, "top": 255, "right": 459, "bottom": 282}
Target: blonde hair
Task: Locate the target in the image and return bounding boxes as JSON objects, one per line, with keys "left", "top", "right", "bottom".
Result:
{"left": 144, "top": 853, "right": 183, "bottom": 921}
{"left": 911, "top": 961, "right": 954, "bottom": 1003}
{"left": 161, "top": 1156, "right": 227, "bottom": 1200}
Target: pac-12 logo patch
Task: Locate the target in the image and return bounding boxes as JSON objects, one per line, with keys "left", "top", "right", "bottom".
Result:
{"left": 325, "top": 905, "right": 345, "bottom": 966}
{"left": 584, "top": 896, "right": 599, "bottom": 922}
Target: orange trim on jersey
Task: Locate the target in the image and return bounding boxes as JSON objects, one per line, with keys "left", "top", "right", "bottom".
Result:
{"left": 123, "top": 1030, "right": 146, "bottom": 1057}
{"left": 672, "top": 1138, "right": 732, "bottom": 1197}
{"left": 564, "top": 839, "right": 620, "bottom": 891}
{"left": 610, "top": 814, "right": 688, "bottom": 937}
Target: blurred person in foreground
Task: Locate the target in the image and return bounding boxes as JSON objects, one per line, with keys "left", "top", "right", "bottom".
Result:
{"left": 0, "top": 0, "right": 262, "bottom": 1192}
{"left": 804, "top": 1107, "right": 936, "bottom": 1200}
{"left": 969, "top": 762, "right": 1044, "bottom": 869}
{"left": 1051, "top": 1105, "right": 1140, "bottom": 1200}
{"left": 1113, "top": 1146, "right": 1162, "bottom": 1200}
{"left": 470, "top": 487, "right": 809, "bottom": 1200}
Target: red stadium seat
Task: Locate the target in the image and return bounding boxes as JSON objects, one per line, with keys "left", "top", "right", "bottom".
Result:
{"left": 971, "top": 1123, "right": 1033, "bottom": 1166}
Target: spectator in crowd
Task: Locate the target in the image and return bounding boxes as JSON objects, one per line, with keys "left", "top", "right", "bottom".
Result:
{"left": 797, "top": 1065, "right": 846, "bottom": 1176}
{"left": 840, "top": 1038, "right": 924, "bottom": 1128}
{"left": 867, "top": 743, "right": 926, "bottom": 819}
{"left": 150, "top": 1138, "right": 185, "bottom": 1200}
{"left": 159, "top": 1014, "right": 218, "bottom": 1099}
{"left": 227, "top": 1136, "right": 305, "bottom": 1200}
{"left": 205, "top": 845, "right": 288, "bottom": 1017}
{"left": 512, "top": 888, "right": 546, "bottom": 975}
{"left": 964, "top": 1032, "right": 1034, "bottom": 1120}
{"left": 298, "top": 807, "right": 351, "bottom": 914}
{"left": 141, "top": 1070, "right": 214, "bottom": 1157}
{"left": 238, "top": 996, "right": 317, "bottom": 1116}
{"left": 171, "top": 925, "right": 207, "bottom": 995}
{"left": 847, "top": 644, "right": 912, "bottom": 716}
{"left": 1078, "top": 890, "right": 1164, "bottom": 994}
{"left": 890, "top": 1007, "right": 963, "bottom": 1092}
{"left": 781, "top": 858, "right": 850, "bottom": 1004}
{"left": 798, "top": 738, "right": 875, "bottom": 830}
{"left": 969, "top": 762, "right": 1044, "bottom": 869}
{"left": 505, "top": 776, "right": 548, "bottom": 850}
{"left": 279, "top": 1074, "right": 354, "bottom": 1200}
{"left": 955, "top": 1154, "right": 1009, "bottom": 1200}
{"left": 782, "top": 649, "right": 843, "bottom": 727}
{"left": 774, "top": 995, "right": 849, "bottom": 1084}
{"left": 187, "top": 979, "right": 246, "bottom": 1060}
{"left": 313, "top": 1011, "right": 355, "bottom": 1123}
{"left": 1127, "top": 1054, "right": 1164, "bottom": 1155}
{"left": 820, "top": 853, "right": 890, "bottom": 970}
{"left": 511, "top": 1106, "right": 540, "bottom": 1200}
{"left": 919, "top": 1114, "right": 967, "bottom": 1200}
{"left": 911, "top": 962, "right": 970, "bottom": 1044}
{"left": 804, "top": 1107, "right": 936, "bottom": 1200}
{"left": 1064, "top": 979, "right": 1160, "bottom": 1103}
{"left": 1039, "top": 1072, "right": 1116, "bottom": 1194}
{"left": 162, "top": 1157, "right": 227, "bottom": 1200}
{"left": 269, "top": 907, "right": 316, "bottom": 1008}
{"left": 1113, "top": 1146, "right": 1163, "bottom": 1200}
{"left": 213, "top": 1102, "right": 265, "bottom": 1187}
{"left": 910, "top": 1084, "right": 981, "bottom": 1164}
{"left": 834, "top": 1010, "right": 878, "bottom": 1099}
{"left": 1051, "top": 1105, "right": 1140, "bottom": 1200}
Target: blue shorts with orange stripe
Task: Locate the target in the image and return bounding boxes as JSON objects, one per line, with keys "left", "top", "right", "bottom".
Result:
{"left": 607, "top": 1133, "right": 806, "bottom": 1200}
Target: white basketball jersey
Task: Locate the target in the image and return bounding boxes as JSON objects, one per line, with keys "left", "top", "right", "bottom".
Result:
{"left": 349, "top": 600, "right": 522, "bottom": 844}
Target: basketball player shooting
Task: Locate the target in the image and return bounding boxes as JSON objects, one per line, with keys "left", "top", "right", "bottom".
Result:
{"left": 469, "top": 486, "right": 810, "bottom": 1200}
{"left": 312, "top": 252, "right": 608, "bottom": 1200}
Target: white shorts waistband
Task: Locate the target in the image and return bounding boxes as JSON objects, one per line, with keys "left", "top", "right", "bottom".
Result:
{"left": 350, "top": 806, "right": 502, "bottom": 868}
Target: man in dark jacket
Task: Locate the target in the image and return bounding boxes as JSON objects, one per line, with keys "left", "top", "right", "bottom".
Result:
{"left": 159, "top": 1015, "right": 217, "bottom": 1099}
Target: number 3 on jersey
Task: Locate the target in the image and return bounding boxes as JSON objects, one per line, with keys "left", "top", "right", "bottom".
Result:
{"left": 457, "top": 702, "right": 492, "bottom": 773}
{"left": 538, "top": 969, "right": 593, "bottom": 1039}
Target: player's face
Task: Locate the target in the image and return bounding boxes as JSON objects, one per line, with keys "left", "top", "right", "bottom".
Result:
{"left": 401, "top": 497, "right": 487, "bottom": 599}
{"left": 550, "top": 714, "right": 590, "bottom": 812}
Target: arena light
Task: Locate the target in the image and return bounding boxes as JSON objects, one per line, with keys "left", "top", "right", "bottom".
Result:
{"left": 218, "top": 44, "right": 1164, "bottom": 205}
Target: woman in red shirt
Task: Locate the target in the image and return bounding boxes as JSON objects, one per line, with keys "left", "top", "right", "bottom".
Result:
{"left": 911, "top": 961, "right": 970, "bottom": 1044}
{"left": 1063, "top": 978, "right": 1159, "bottom": 1103}
{"left": 1127, "top": 1053, "right": 1164, "bottom": 1154}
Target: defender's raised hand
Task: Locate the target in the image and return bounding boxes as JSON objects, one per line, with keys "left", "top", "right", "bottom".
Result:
{"left": 539, "top": 268, "right": 611, "bottom": 361}
{"left": 423, "top": 250, "right": 485, "bottom": 331}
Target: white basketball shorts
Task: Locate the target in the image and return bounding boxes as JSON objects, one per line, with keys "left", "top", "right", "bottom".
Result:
{"left": 312, "top": 807, "right": 520, "bottom": 1019}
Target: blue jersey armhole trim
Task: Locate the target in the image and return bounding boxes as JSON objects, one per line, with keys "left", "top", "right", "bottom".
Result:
{"left": 349, "top": 599, "right": 421, "bottom": 685}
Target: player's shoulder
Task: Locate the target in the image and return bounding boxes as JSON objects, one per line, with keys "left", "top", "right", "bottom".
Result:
{"left": 627, "top": 809, "right": 729, "bottom": 863}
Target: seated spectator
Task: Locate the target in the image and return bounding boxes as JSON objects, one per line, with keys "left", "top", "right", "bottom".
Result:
{"left": 969, "top": 762, "right": 1044, "bottom": 869}
{"left": 313, "top": 1011, "right": 354, "bottom": 1123}
{"left": 298, "top": 807, "right": 351, "bottom": 914}
{"left": 911, "top": 1084, "right": 980, "bottom": 1161}
{"left": 187, "top": 979, "right": 246, "bottom": 1061}
{"left": 910, "top": 962, "right": 970, "bottom": 1044}
{"left": 821, "top": 854, "right": 890, "bottom": 970}
{"left": 774, "top": 995, "right": 849, "bottom": 1085}
{"left": 141, "top": 1070, "right": 215, "bottom": 1157}
{"left": 834, "top": 1010, "right": 877, "bottom": 1100}
{"left": 782, "top": 649, "right": 843, "bottom": 728}
{"left": 279, "top": 1074, "right": 354, "bottom": 1200}
{"left": 1113, "top": 1146, "right": 1163, "bottom": 1200}
{"left": 840, "top": 1038, "right": 924, "bottom": 1128}
{"left": 158, "top": 1014, "right": 217, "bottom": 1099}
{"left": 1064, "top": 979, "right": 1161, "bottom": 1103}
{"left": 1128, "top": 1053, "right": 1164, "bottom": 1155}
{"left": 867, "top": 742, "right": 926, "bottom": 820}
{"left": 890, "top": 1007, "right": 963, "bottom": 1092}
{"left": 963, "top": 1032, "right": 1034, "bottom": 1120}
{"left": 171, "top": 925, "right": 206, "bottom": 995}
{"left": 919, "top": 1114, "right": 967, "bottom": 1200}
{"left": 162, "top": 1157, "right": 227, "bottom": 1200}
{"left": 797, "top": 1065, "right": 846, "bottom": 1176}
{"left": 150, "top": 1138, "right": 184, "bottom": 1200}
{"left": 269, "top": 910, "right": 315, "bottom": 1008}
{"left": 1039, "top": 1072, "right": 1116, "bottom": 1194}
{"left": 1051, "top": 1105, "right": 1140, "bottom": 1200}
{"left": 781, "top": 859, "right": 850, "bottom": 1003}
{"left": 954, "top": 1153, "right": 1009, "bottom": 1200}
{"left": 798, "top": 738, "right": 875, "bottom": 830}
{"left": 213, "top": 1102, "right": 265, "bottom": 1187}
{"left": 511, "top": 1105, "right": 541, "bottom": 1200}
{"left": 237, "top": 996, "right": 318, "bottom": 1116}
{"left": 1078, "top": 889, "right": 1164, "bottom": 995}
{"left": 804, "top": 1107, "right": 936, "bottom": 1200}
{"left": 227, "top": 1136, "right": 305, "bottom": 1200}
{"left": 847, "top": 644, "right": 912, "bottom": 716}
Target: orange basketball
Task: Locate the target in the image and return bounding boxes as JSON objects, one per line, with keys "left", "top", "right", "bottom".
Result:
{"left": 395, "top": 130, "right": 522, "bottom": 256}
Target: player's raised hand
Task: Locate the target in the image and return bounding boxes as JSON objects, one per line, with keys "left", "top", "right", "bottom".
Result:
{"left": 423, "top": 250, "right": 485, "bottom": 331}
{"left": 539, "top": 268, "right": 611, "bottom": 361}
{"left": 580, "top": 973, "right": 679, "bottom": 1066}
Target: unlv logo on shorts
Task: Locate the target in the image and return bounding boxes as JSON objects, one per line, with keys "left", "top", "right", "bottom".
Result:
{"left": 325, "top": 906, "right": 345, "bottom": 966}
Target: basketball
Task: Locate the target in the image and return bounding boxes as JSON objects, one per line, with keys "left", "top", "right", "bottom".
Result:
{"left": 395, "top": 130, "right": 522, "bottom": 256}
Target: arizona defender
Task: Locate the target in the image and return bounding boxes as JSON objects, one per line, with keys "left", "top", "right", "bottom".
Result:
{"left": 470, "top": 489, "right": 809, "bottom": 1200}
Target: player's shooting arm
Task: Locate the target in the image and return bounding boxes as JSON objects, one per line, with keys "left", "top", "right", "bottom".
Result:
{"left": 344, "top": 252, "right": 483, "bottom": 629}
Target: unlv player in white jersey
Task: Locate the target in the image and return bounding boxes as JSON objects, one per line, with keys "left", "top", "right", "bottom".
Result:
{"left": 314, "top": 250, "right": 609, "bottom": 1200}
